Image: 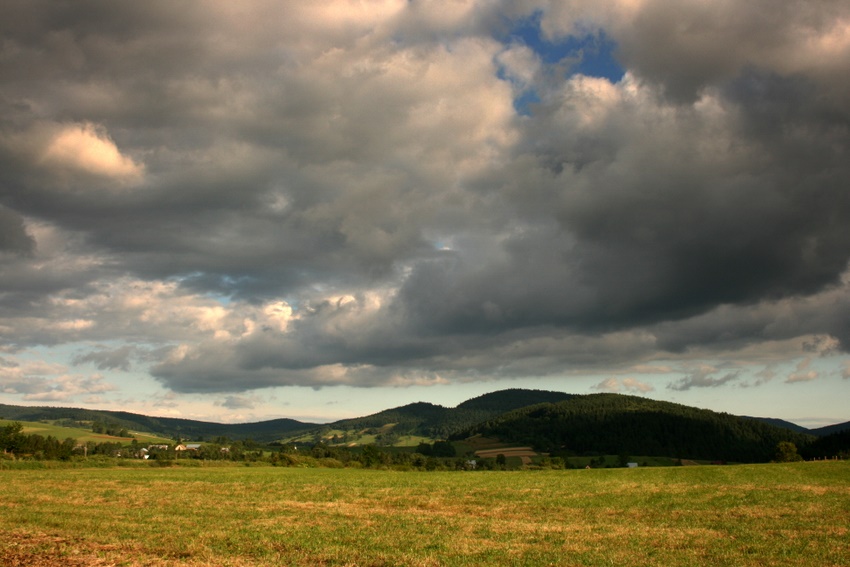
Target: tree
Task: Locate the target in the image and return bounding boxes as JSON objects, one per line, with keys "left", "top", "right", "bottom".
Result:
{"left": 415, "top": 442, "right": 432, "bottom": 456}
{"left": 775, "top": 441, "right": 803, "bottom": 462}
{"left": 0, "top": 422, "right": 25, "bottom": 454}
{"left": 361, "top": 445, "right": 382, "bottom": 468}
{"left": 432, "top": 441, "right": 456, "bottom": 457}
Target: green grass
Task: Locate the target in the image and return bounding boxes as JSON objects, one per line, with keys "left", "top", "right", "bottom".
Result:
{"left": 285, "top": 426, "right": 432, "bottom": 448}
{"left": 1, "top": 461, "right": 848, "bottom": 566}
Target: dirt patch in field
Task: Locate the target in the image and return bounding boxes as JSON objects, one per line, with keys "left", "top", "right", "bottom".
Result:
{"left": 0, "top": 532, "right": 213, "bottom": 567}
{"left": 0, "top": 532, "right": 128, "bottom": 566}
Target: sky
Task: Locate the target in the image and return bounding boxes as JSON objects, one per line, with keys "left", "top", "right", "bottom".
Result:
{"left": 2, "top": 1, "right": 850, "bottom": 428}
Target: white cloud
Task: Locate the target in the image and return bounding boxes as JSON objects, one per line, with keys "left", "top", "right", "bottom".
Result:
{"left": 592, "top": 376, "right": 654, "bottom": 393}
{"left": 621, "top": 377, "right": 654, "bottom": 393}
{"left": 592, "top": 377, "right": 620, "bottom": 393}
{"left": 0, "top": 356, "right": 115, "bottom": 402}
{"left": 40, "top": 123, "right": 144, "bottom": 183}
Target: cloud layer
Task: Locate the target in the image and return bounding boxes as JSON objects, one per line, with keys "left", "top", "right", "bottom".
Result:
{"left": 1, "top": 0, "right": 849, "bottom": 400}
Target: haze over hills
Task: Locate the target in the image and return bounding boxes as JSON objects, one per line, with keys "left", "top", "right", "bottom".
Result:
{"left": 2, "top": 390, "right": 848, "bottom": 462}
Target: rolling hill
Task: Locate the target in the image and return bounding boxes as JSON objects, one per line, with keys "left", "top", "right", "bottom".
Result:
{"left": 459, "top": 393, "right": 816, "bottom": 463}
{"left": 308, "top": 388, "right": 575, "bottom": 441}
{"left": 809, "top": 420, "right": 850, "bottom": 436}
{"left": 0, "top": 404, "right": 316, "bottom": 443}
{"left": 2, "top": 390, "right": 846, "bottom": 462}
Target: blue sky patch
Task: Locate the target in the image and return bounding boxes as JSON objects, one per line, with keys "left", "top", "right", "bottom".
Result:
{"left": 495, "top": 12, "right": 625, "bottom": 115}
{"left": 504, "top": 11, "right": 625, "bottom": 82}
{"left": 498, "top": 11, "right": 625, "bottom": 100}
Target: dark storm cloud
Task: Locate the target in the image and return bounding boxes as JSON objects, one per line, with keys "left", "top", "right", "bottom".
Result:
{"left": 389, "top": 70, "right": 850, "bottom": 336}
{"left": 1, "top": 1, "right": 503, "bottom": 301}
{"left": 610, "top": 0, "right": 850, "bottom": 103}
{"left": 2, "top": 1, "right": 850, "bottom": 394}
{"left": 0, "top": 206, "right": 34, "bottom": 256}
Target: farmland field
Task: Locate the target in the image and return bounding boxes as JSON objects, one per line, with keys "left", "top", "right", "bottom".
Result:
{"left": 1, "top": 461, "right": 848, "bottom": 566}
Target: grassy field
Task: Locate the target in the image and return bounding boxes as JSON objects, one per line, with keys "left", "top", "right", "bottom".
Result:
{"left": 1, "top": 461, "right": 847, "bottom": 566}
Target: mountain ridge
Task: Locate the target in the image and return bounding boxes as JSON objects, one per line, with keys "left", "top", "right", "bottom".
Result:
{"left": 458, "top": 393, "right": 818, "bottom": 463}
{"left": 2, "top": 390, "right": 847, "bottom": 449}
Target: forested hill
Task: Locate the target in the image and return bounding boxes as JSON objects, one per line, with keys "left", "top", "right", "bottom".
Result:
{"left": 456, "top": 389, "right": 574, "bottom": 412}
{"left": 809, "top": 420, "right": 850, "bottom": 436}
{"left": 328, "top": 402, "right": 453, "bottom": 437}
{"left": 746, "top": 416, "right": 812, "bottom": 435}
{"left": 459, "top": 394, "right": 816, "bottom": 463}
{"left": 325, "top": 389, "right": 575, "bottom": 438}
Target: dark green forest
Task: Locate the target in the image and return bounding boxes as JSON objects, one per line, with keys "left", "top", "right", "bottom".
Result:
{"left": 459, "top": 394, "right": 818, "bottom": 463}
{"left": 320, "top": 389, "right": 574, "bottom": 439}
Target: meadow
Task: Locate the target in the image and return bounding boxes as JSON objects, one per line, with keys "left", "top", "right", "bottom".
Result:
{"left": 1, "top": 461, "right": 848, "bottom": 566}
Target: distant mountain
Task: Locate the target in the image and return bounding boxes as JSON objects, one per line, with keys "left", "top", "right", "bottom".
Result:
{"left": 0, "top": 403, "right": 316, "bottom": 443}
{"left": 809, "top": 420, "right": 850, "bottom": 437}
{"left": 460, "top": 393, "right": 817, "bottom": 463}
{"left": 745, "top": 416, "right": 812, "bottom": 435}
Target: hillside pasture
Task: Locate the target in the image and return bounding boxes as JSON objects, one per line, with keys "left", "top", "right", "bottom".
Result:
{"left": 285, "top": 424, "right": 432, "bottom": 448}
{"left": 0, "top": 418, "right": 172, "bottom": 445}
{"left": 1, "top": 461, "right": 848, "bottom": 566}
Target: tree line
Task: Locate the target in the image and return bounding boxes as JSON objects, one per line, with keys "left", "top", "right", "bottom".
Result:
{"left": 1, "top": 422, "right": 77, "bottom": 461}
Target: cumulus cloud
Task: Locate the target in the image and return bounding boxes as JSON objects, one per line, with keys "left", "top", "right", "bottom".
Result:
{"left": 1, "top": 0, "right": 849, "bottom": 402}
{"left": 72, "top": 345, "right": 138, "bottom": 372}
{"left": 22, "top": 374, "right": 116, "bottom": 402}
{"left": 592, "top": 377, "right": 654, "bottom": 393}
{"left": 39, "top": 122, "right": 144, "bottom": 183}
{"left": 785, "top": 358, "right": 819, "bottom": 384}
{"left": 0, "top": 355, "right": 115, "bottom": 402}
{"left": 541, "top": 0, "right": 850, "bottom": 102}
